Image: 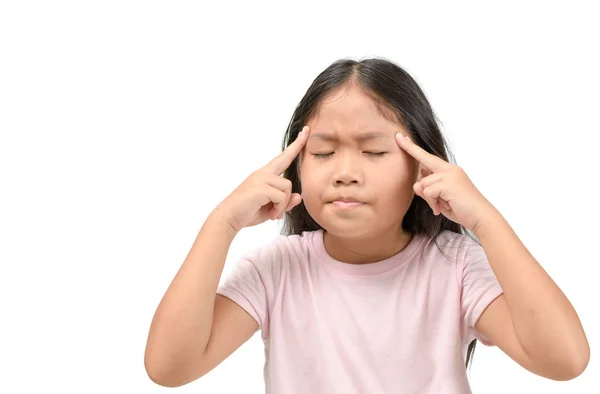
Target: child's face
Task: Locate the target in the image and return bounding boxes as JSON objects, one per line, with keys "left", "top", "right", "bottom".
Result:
{"left": 299, "top": 85, "right": 419, "bottom": 239}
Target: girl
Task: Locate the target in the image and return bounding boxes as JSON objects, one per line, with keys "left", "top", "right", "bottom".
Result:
{"left": 144, "top": 58, "right": 590, "bottom": 393}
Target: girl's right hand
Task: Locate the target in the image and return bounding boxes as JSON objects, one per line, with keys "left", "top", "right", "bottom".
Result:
{"left": 215, "top": 126, "right": 311, "bottom": 234}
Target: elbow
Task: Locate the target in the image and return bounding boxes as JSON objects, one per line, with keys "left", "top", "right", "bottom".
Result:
{"left": 565, "top": 339, "right": 591, "bottom": 380}
{"left": 144, "top": 349, "right": 206, "bottom": 387}
{"left": 144, "top": 357, "right": 183, "bottom": 388}
{"left": 145, "top": 361, "right": 195, "bottom": 388}
{"left": 565, "top": 348, "right": 590, "bottom": 380}
{"left": 146, "top": 369, "right": 181, "bottom": 388}
{"left": 549, "top": 346, "right": 590, "bottom": 381}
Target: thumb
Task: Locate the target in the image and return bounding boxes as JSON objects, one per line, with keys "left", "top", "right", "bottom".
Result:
{"left": 278, "top": 194, "right": 302, "bottom": 219}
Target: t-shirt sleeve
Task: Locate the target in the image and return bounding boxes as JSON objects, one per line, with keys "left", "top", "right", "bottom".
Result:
{"left": 216, "top": 237, "right": 284, "bottom": 338}
{"left": 217, "top": 257, "right": 269, "bottom": 331}
{"left": 458, "top": 236, "right": 504, "bottom": 346}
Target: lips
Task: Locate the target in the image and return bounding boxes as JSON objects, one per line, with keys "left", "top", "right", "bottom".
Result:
{"left": 330, "top": 200, "right": 365, "bottom": 209}
{"left": 329, "top": 197, "right": 363, "bottom": 203}
{"left": 328, "top": 196, "right": 366, "bottom": 210}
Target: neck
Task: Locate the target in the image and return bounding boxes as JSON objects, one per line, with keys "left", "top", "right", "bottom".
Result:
{"left": 323, "top": 226, "right": 413, "bottom": 264}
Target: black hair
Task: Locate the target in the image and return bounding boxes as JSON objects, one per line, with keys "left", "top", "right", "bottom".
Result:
{"left": 280, "top": 57, "right": 481, "bottom": 370}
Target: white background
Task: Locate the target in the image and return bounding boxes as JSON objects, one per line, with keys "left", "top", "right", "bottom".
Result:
{"left": 1, "top": 1, "right": 598, "bottom": 393}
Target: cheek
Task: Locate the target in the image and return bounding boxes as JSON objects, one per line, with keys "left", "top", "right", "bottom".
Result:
{"left": 380, "top": 175, "right": 412, "bottom": 197}
{"left": 374, "top": 160, "right": 416, "bottom": 199}
{"left": 299, "top": 176, "right": 323, "bottom": 220}
{"left": 300, "top": 158, "right": 326, "bottom": 180}
{"left": 404, "top": 155, "right": 420, "bottom": 180}
{"left": 394, "top": 153, "right": 419, "bottom": 183}
{"left": 299, "top": 167, "right": 330, "bottom": 221}
{"left": 299, "top": 165, "right": 321, "bottom": 198}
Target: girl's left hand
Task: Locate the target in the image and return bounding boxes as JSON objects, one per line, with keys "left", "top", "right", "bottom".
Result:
{"left": 395, "top": 132, "right": 496, "bottom": 232}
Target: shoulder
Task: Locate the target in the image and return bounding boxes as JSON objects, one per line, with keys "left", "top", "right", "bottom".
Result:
{"left": 417, "top": 230, "right": 488, "bottom": 288}
{"left": 432, "top": 229, "right": 475, "bottom": 248}
{"left": 239, "top": 229, "right": 320, "bottom": 272}
{"left": 420, "top": 230, "right": 476, "bottom": 263}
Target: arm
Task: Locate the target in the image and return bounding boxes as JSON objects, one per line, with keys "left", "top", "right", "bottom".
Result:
{"left": 473, "top": 208, "right": 590, "bottom": 380}
{"left": 144, "top": 208, "right": 258, "bottom": 387}
{"left": 393, "top": 131, "right": 590, "bottom": 380}
{"left": 143, "top": 124, "right": 309, "bottom": 387}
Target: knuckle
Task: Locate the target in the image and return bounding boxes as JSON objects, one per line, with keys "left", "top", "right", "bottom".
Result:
{"left": 254, "top": 170, "right": 269, "bottom": 182}
{"left": 249, "top": 170, "right": 262, "bottom": 181}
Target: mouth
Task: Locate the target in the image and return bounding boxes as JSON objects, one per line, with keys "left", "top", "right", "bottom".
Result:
{"left": 330, "top": 200, "right": 365, "bottom": 210}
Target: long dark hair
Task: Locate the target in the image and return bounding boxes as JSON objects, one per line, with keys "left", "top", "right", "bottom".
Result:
{"left": 280, "top": 57, "right": 481, "bottom": 370}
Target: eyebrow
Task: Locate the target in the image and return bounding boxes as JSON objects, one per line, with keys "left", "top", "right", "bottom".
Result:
{"left": 308, "top": 131, "right": 392, "bottom": 142}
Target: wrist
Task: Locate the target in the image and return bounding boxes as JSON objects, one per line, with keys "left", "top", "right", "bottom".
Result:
{"left": 472, "top": 205, "right": 504, "bottom": 239}
{"left": 207, "top": 205, "right": 240, "bottom": 239}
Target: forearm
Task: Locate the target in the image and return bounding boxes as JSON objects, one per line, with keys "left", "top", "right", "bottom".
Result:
{"left": 145, "top": 208, "right": 237, "bottom": 381}
{"left": 473, "top": 209, "right": 589, "bottom": 369}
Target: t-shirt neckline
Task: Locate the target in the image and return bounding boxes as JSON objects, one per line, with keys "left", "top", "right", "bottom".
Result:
{"left": 312, "top": 229, "right": 423, "bottom": 276}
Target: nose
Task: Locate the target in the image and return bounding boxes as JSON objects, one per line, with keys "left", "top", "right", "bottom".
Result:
{"left": 333, "top": 151, "right": 363, "bottom": 185}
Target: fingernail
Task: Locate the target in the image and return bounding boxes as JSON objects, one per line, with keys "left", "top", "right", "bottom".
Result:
{"left": 396, "top": 132, "right": 409, "bottom": 141}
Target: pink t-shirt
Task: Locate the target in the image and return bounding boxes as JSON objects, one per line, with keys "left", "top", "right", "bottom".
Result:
{"left": 217, "top": 229, "right": 504, "bottom": 393}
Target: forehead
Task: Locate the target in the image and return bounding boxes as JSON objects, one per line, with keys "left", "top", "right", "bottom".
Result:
{"left": 307, "top": 86, "right": 404, "bottom": 141}
{"left": 309, "top": 130, "right": 394, "bottom": 143}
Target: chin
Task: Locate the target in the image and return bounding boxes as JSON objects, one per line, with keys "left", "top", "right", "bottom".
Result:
{"left": 325, "top": 226, "right": 373, "bottom": 240}
{"left": 316, "top": 214, "right": 376, "bottom": 239}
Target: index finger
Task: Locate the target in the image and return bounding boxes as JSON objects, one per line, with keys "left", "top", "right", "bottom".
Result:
{"left": 395, "top": 132, "right": 447, "bottom": 172}
{"left": 267, "top": 126, "right": 311, "bottom": 174}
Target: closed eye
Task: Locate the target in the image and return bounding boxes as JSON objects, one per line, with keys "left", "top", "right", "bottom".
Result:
{"left": 313, "top": 152, "right": 334, "bottom": 159}
{"left": 312, "top": 152, "right": 387, "bottom": 159}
